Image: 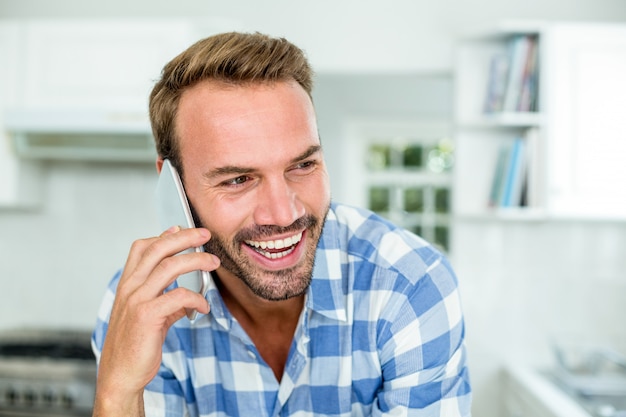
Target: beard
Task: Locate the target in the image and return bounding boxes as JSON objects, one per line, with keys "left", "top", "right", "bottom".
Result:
{"left": 193, "top": 206, "right": 329, "bottom": 301}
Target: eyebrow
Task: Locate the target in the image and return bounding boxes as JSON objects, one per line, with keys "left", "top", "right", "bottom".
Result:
{"left": 203, "top": 144, "right": 322, "bottom": 180}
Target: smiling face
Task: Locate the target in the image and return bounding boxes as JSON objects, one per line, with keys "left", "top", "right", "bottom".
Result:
{"left": 174, "top": 80, "right": 330, "bottom": 301}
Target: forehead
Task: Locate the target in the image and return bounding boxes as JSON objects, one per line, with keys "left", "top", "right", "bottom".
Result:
{"left": 175, "top": 80, "right": 320, "bottom": 171}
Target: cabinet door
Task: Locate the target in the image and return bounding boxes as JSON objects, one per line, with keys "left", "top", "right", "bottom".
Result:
{"left": 17, "top": 20, "right": 200, "bottom": 109}
{"left": 544, "top": 24, "right": 626, "bottom": 219}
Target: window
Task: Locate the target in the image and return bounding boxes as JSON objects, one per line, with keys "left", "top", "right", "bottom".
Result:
{"left": 342, "top": 121, "right": 453, "bottom": 251}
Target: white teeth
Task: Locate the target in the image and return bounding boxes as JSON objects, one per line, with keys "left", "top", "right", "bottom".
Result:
{"left": 245, "top": 232, "right": 303, "bottom": 259}
{"left": 260, "top": 246, "right": 296, "bottom": 259}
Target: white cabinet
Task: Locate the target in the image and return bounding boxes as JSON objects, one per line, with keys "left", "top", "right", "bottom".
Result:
{"left": 0, "top": 18, "right": 241, "bottom": 207}
{"left": 453, "top": 21, "right": 626, "bottom": 221}
{"left": 14, "top": 19, "right": 207, "bottom": 110}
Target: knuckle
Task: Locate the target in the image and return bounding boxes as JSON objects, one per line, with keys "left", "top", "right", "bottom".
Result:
{"left": 141, "top": 240, "right": 161, "bottom": 259}
{"left": 129, "top": 237, "right": 151, "bottom": 253}
{"left": 157, "top": 255, "right": 178, "bottom": 272}
{"left": 116, "top": 279, "right": 132, "bottom": 298}
{"left": 124, "top": 285, "right": 144, "bottom": 305}
{"left": 117, "top": 269, "right": 139, "bottom": 296}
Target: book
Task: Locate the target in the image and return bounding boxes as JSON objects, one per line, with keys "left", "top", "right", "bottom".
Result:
{"left": 501, "top": 137, "right": 527, "bottom": 207}
{"left": 488, "top": 135, "right": 531, "bottom": 208}
{"left": 484, "top": 34, "right": 539, "bottom": 114}
{"left": 484, "top": 53, "right": 510, "bottom": 113}
{"left": 488, "top": 144, "right": 511, "bottom": 206}
{"left": 517, "top": 37, "right": 539, "bottom": 112}
{"left": 523, "top": 127, "right": 541, "bottom": 207}
{"left": 502, "top": 36, "right": 531, "bottom": 112}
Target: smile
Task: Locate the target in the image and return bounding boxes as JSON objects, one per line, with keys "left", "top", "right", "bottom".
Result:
{"left": 244, "top": 231, "right": 303, "bottom": 259}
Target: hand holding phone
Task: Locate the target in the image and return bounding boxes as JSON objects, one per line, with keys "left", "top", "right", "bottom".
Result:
{"left": 155, "top": 159, "right": 210, "bottom": 321}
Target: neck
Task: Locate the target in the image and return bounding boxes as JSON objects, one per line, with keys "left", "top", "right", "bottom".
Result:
{"left": 213, "top": 268, "right": 305, "bottom": 381}
{"left": 212, "top": 268, "right": 305, "bottom": 324}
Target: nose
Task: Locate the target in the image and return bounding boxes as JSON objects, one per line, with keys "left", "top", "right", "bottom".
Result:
{"left": 253, "top": 177, "right": 305, "bottom": 227}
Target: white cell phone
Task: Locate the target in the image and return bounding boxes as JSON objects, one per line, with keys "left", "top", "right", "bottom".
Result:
{"left": 155, "top": 159, "right": 210, "bottom": 321}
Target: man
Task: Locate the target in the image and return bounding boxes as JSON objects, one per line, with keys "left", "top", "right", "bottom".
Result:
{"left": 92, "top": 31, "right": 472, "bottom": 417}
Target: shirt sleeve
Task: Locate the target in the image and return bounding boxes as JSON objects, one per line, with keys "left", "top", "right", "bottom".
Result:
{"left": 144, "top": 372, "right": 191, "bottom": 417}
{"left": 91, "top": 269, "right": 122, "bottom": 365}
{"left": 372, "top": 257, "right": 472, "bottom": 417}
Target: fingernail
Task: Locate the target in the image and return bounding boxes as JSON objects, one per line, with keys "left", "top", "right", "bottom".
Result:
{"left": 163, "top": 225, "right": 180, "bottom": 235}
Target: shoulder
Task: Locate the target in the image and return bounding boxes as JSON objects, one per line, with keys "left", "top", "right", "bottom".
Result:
{"left": 330, "top": 202, "right": 451, "bottom": 285}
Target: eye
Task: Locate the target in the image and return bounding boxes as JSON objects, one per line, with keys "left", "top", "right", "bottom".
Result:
{"left": 293, "top": 160, "right": 317, "bottom": 172}
{"left": 223, "top": 175, "right": 250, "bottom": 186}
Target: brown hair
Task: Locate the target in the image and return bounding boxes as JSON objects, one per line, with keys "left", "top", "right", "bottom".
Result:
{"left": 149, "top": 31, "right": 314, "bottom": 172}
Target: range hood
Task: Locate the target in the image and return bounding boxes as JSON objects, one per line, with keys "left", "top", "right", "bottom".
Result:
{"left": 3, "top": 108, "right": 157, "bottom": 162}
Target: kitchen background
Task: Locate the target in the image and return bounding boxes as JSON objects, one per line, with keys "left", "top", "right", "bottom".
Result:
{"left": 1, "top": 1, "right": 626, "bottom": 417}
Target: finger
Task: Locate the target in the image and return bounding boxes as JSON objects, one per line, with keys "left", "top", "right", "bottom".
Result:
{"left": 143, "top": 286, "right": 211, "bottom": 321}
{"left": 140, "top": 251, "right": 220, "bottom": 298}
{"left": 159, "top": 225, "right": 181, "bottom": 237}
{"left": 116, "top": 236, "right": 161, "bottom": 295}
{"left": 122, "top": 228, "right": 212, "bottom": 291}
{"left": 142, "top": 227, "right": 212, "bottom": 270}
{"left": 120, "top": 226, "right": 185, "bottom": 286}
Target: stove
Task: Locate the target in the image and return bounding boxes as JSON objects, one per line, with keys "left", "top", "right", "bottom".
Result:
{"left": 0, "top": 328, "right": 96, "bottom": 417}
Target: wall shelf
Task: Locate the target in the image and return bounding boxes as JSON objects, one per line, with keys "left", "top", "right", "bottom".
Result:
{"left": 453, "top": 22, "right": 626, "bottom": 222}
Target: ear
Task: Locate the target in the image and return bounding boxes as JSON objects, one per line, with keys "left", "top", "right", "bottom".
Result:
{"left": 156, "top": 157, "right": 164, "bottom": 174}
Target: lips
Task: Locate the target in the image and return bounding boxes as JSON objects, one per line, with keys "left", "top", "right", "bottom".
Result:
{"left": 244, "top": 231, "right": 303, "bottom": 259}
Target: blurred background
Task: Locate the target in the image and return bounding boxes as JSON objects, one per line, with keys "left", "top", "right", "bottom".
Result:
{"left": 0, "top": 1, "right": 625, "bottom": 417}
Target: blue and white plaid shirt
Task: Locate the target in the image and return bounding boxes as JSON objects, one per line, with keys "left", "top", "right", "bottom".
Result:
{"left": 92, "top": 202, "right": 472, "bottom": 417}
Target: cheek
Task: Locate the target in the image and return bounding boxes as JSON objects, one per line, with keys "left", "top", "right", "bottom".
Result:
{"left": 196, "top": 198, "right": 250, "bottom": 236}
{"left": 306, "top": 173, "right": 331, "bottom": 207}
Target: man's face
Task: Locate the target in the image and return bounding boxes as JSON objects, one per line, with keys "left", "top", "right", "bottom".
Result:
{"left": 175, "top": 80, "right": 330, "bottom": 301}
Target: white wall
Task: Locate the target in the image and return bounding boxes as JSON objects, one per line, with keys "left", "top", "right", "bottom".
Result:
{"left": 451, "top": 220, "right": 626, "bottom": 416}
{"left": 2, "top": 0, "right": 626, "bottom": 72}
{"left": 0, "top": 161, "right": 158, "bottom": 329}
{"left": 313, "top": 74, "right": 453, "bottom": 200}
{"left": 1, "top": 2, "right": 626, "bottom": 417}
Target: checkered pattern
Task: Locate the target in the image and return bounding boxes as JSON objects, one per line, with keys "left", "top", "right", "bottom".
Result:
{"left": 92, "top": 202, "right": 472, "bottom": 416}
